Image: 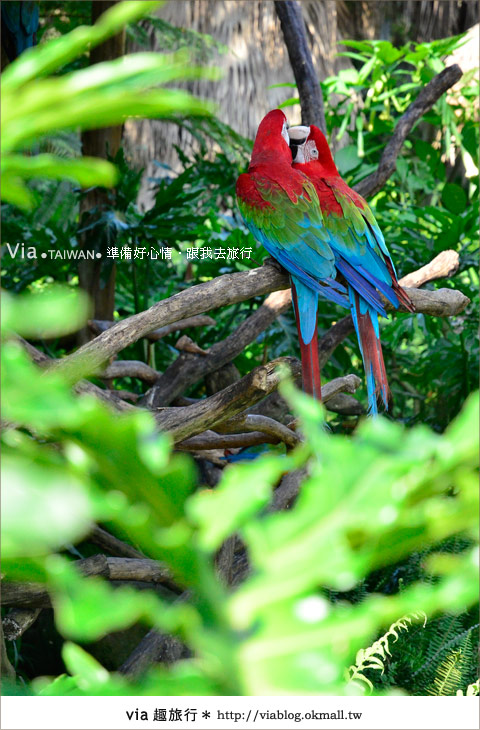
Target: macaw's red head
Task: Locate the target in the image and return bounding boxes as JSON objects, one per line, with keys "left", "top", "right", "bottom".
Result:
{"left": 288, "top": 124, "right": 338, "bottom": 176}
{"left": 250, "top": 109, "right": 292, "bottom": 167}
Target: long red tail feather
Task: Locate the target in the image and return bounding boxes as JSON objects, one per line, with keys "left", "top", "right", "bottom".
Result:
{"left": 354, "top": 292, "right": 389, "bottom": 413}
{"left": 292, "top": 284, "right": 322, "bottom": 401}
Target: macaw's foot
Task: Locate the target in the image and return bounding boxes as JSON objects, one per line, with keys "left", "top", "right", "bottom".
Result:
{"left": 263, "top": 256, "right": 287, "bottom": 275}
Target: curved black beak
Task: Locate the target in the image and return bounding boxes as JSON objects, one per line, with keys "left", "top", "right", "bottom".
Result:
{"left": 288, "top": 125, "right": 309, "bottom": 161}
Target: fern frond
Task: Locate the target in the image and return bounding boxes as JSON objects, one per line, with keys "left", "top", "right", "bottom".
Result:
{"left": 428, "top": 636, "right": 475, "bottom": 696}
{"left": 347, "top": 611, "right": 427, "bottom": 694}
{"left": 412, "top": 619, "right": 479, "bottom": 678}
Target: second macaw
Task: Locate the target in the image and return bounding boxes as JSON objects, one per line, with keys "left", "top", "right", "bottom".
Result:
{"left": 289, "top": 123, "right": 414, "bottom": 413}
{"left": 236, "top": 109, "right": 348, "bottom": 402}
{"left": 236, "top": 109, "right": 413, "bottom": 414}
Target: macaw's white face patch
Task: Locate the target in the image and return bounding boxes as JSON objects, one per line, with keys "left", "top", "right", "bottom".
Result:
{"left": 304, "top": 139, "right": 319, "bottom": 162}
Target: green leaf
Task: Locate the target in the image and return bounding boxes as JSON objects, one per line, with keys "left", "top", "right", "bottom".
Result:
{"left": 2, "top": 155, "right": 119, "bottom": 190}
{"left": 1, "top": 1, "right": 163, "bottom": 91}
{"left": 278, "top": 97, "right": 301, "bottom": 109}
{"left": 62, "top": 643, "right": 110, "bottom": 686}
{"left": 47, "top": 557, "right": 168, "bottom": 640}
{"left": 334, "top": 145, "right": 361, "bottom": 175}
{"left": 2, "top": 455, "right": 94, "bottom": 558}
{"left": 442, "top": 183, "right": 467, "bottom": 215}
{"left": 187, "top": 455, "right": 288, "bottom": 552}
{"left": 1, "top": 287, "right": 91, "bottom": 338}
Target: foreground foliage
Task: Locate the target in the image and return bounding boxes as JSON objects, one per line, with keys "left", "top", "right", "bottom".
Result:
{"left": 2, "top": 290, "right": 478, "bottom": 695}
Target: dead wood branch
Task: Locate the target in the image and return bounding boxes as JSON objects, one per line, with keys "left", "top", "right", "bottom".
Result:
{"left": 175, "top": 335, "right": 209, "bottom": 355}
{"left": 399, "top": 249, "right": 460, "bottom": 288}
{"left": 52, "top": 264, "right": 290, "bottom": 383}
{"left": 176, "top": 373, "right": 362, "bottom": 451}
{"left": 16, "top": 337, "right": 136, "bottom": 414}
{"left": 88, "top": 314, "right": 216, "bottom": 341}
{"left": 269, "top": 468, "right": 308, "bottom": 512}
{"left": 153, "top": 356, "right": 301, "bottom": 443}
{"left": 274, "top": 0, "right": 326, "bottom": 132}
{"left": 318, "top": 251, "right": 470, "bottom": 368}
{"left": 215, "top": 536, "right": 237, "bottom": 586}
{"left": 89, "top": 525, "right": 146, "bottom": 559}
{"left": 176, "top": 431, "right": 280, "bottom": 451}
{"left": 101, "top": 360, "right": 159, "bottom": 385}
{"left": 1, "top": 555, "right": 172, "bottom": 608}
{"left": 355, "top": 65, "right": 463, "bottom": 198}
{"left": 141, "top": 288, "right": 292, "bottom": 408}
{"left": 0, "top": 622, "right": 15, "bottom": 681}
{"left": 50, "top": 256, "right": 467, "bottom": 387}
{"left": 326, "top": 393, "right": 364, "bottom": 416}
{"left": 119, "top": 629, "right": 187, "bottom": 678}
{"left": 217, "top": 413, "right": 301, "bottom": 449}
{"left": 3, "top": 608, "right": 41, "bottom": 641}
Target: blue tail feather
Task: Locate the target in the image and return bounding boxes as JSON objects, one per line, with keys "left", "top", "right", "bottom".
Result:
{"left": 291, "top": 276, "right": 318, "bottom": 345}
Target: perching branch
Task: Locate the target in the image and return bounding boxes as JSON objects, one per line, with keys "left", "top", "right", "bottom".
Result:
{"left": 101, "top": 360, "right": 160, "bottom": 385}
{"left": 216, "top": 413, "right": 301, "bottom": 449}
{"left": 48, "top": 260, "right": 468, "bottom": 387}
{"left": 355, "top": 65, "right": 463, "bottom": 198}
{"left": 89, "top": 525, "right": 146, "bottom": 559}
{"left": 152, "top": 356, "right": 301, "bottom": 443}
{"left": 176, "top": 430, "right": 280, "bottom": 451}
{"left": 89, "top": 314, "right": 216, "bottom": 341}
{"left": 318, "top": 250, "right": 468, "bottom": 368}
{"left": 141, "top": 288, "right": 292, "bottom": 408}
{"left": 119, "top": 628, "right": 187, "bottom": 677}
{"left": 399, "top": 249, "right": 459, "bottom": 288}
{"left": 50, "top": 265, "right": 290, "bottom": 384}
{"left": 274, "top": 0, "right": 326, "bottom": 132}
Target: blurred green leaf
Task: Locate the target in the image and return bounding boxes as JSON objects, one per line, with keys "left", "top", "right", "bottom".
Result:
{"left": 334, "top": 144, "right": 361, "bottom": 175}
{"left": 2, "top": 455, "right": 94, "bottom": 558}
{"left": 442, "top": 183, "right": 467, "bottom": 215}
{"left": 1, "top": 287, "right": 90, "bottom": 338}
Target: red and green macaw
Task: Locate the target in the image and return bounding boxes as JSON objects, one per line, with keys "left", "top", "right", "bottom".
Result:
{"left": 236, "top": 109, "right": 414, "bottom": 414}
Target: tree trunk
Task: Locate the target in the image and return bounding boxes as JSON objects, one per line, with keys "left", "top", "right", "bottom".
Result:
{"left": 78, "top": 1, "right": 125, "bottom": 340}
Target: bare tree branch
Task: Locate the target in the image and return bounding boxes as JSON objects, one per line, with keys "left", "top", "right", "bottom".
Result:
{"left": 355, "top": 65, "right": 463, "bottom": 198}
{"left": 274, "top": 0, "right": 326, "bottom": 132}
{"left": 269, "top": 467, "right": 308, "bottom": 512}
{"left": 3, "top": 608, "right": 42, "bottom": 641}
{"left": 326, "top": 393, "right": 364, "bottom": 416}
{"left": 51, "top": 264, "right": 290, "bottom": 383}
{"left": 217, "top": 413, "right": 301, "bottom": 449}
{"left": 1, "top": 555, "right": 172, "bottom": 608}
{"left": 0, "top": 621, "right": 15, "bottom": 681}
{"left": 399, "top": 249, "right": 459, "bottom": 288}
{"left": 176, "top": 372, "right": 363, "bottom": 451}
{"left": 101, "top": 360, "right": 160, "bottom": 385}
{"left": 318, "top": 250, "right": 468, "bottom": 368}
{"left": 119, "top": 628, "right": 186, "bottom": 678}
{"left": 141, "top": 288, "right": 292, "bottom": 408}
{"left": 88, "top": 526, "right": 146, "bottom": 559}
{"left": 153, "top": 356, "right": 301, "bottom": 443}
{"left": 88, "top": 314, "right": 216, "bottom": 341}
{"left": 48, "top": 259, "right": 468, "bottom": 387}
{"left": 176, "top": 430, "right": 280, "bottom": 451}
